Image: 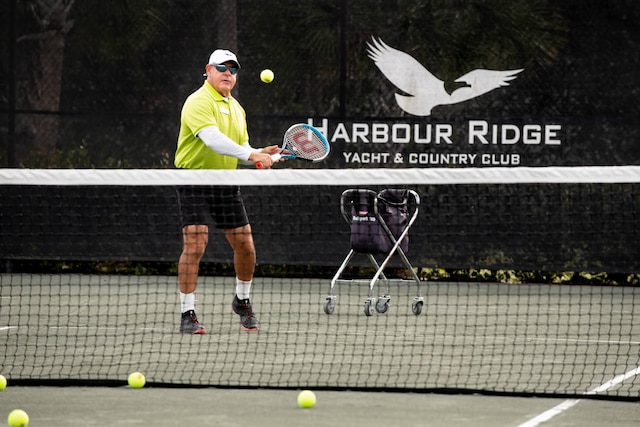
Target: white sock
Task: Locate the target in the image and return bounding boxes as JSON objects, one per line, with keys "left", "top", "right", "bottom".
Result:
{"left": 235, "top": 278, "right": 252, "bottom": 300}
{"left": 180, "top": 292, "right": 195, "bottom": 313}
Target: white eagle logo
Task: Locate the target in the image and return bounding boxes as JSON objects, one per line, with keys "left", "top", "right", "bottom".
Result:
{"left": 367, "top": 37, "right": 524, "bottom": 116}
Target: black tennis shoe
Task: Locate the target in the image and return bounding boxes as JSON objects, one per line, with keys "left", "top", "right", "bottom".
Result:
{"left": 180, "top": 310, "right": 206, "bottom": 334}
{"left": 232, "top": 296, "right": 259, "bottom": 332}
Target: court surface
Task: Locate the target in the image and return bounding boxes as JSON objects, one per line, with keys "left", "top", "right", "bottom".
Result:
{"left": 1, "top": 274, "right": 639, "bottom": 425}
{"left": 1, "top": 386, "right": 639, "bottom": 426}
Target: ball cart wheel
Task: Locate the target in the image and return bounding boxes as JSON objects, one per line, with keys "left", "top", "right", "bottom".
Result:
{"left": 375, "top": 296, "right": 390, "bottom": 314}
{"left": 411, "top": 298, "right": 423, "bottom": 315}
{"left": 324, "top": 296, "right": 336, "bottom": 314}
{"left": 364, "top": 299, "right": 374, "bottom": 316}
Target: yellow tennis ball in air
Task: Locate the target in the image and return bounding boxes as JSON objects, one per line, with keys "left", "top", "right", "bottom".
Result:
{"left": 260, "top": 69, "right": 274, "bottom": 83}
{"left": 0, "top": 374, "right": 7, "bottom": 390}
{"left": 297, "top": 390, "right": 316, "bottom": 408}
{"left": 127, "top": 371, "right": 146, "bottom": 389}
{"left": 7, "top": 409, "right": 29, "bottom": 427}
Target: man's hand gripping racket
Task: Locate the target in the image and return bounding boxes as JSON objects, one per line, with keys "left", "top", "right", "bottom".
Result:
{"left": 256, "top": 123, "right": 330, "bottom": 169}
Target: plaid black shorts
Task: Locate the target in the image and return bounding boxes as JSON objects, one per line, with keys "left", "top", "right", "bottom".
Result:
{"left": 176, "top": 185, "right": 249, "bottom": 229}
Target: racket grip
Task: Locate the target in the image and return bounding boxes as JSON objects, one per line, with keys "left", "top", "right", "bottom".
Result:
{"left": 256, "top": 153, "right": 282, "bottom": 169}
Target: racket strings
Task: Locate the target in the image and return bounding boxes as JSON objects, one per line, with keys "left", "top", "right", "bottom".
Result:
{"left": 285, "top": 128, "right": 329, "bottom": 160}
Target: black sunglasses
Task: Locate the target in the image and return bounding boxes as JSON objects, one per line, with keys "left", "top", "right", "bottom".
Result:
{"left": 213, "top": 64, "right": 239, "bottom": 75}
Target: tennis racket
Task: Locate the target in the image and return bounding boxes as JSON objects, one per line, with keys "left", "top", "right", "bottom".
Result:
{"left": 256, "top": 123, "right": 330, "bottom": 168}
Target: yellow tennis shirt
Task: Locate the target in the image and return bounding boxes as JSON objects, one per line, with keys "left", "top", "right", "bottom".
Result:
{"left": 175, "top": 81, "right": 249, "bottom": 170}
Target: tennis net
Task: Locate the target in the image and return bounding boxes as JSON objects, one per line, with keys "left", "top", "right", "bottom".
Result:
{"left": 1, "top": 167, "right": 639, "bottom": 400}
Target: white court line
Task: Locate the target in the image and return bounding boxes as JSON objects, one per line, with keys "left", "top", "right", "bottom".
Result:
{"left": 517, "top": 366, "right": 640, "bottom": 427}
{"left": 0, "top": 326, "right": 17, "bottom": 331}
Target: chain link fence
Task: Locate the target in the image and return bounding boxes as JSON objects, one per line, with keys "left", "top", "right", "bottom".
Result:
{"left": 2, "top": 1, "right": 639, "bottom": 168}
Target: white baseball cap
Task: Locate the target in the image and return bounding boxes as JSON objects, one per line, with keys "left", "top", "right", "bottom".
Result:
{"left": 208, "top": 49, "right": 241, "bottom": 68}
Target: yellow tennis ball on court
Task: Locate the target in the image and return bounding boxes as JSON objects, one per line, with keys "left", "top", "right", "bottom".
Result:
{"left": 0, "top": 374, "right": 7, "bottom": 390}
{"left": 7, "top": 409, "right": 29, "bottom": 427}
{"left": 127, "top": 371, "right": 146, "bottom": 389}
{"left": 297, "top": 390, "right": 316, "bottom": 408}
{"left": 260, "top": 69, "right": 274, "bottom": 83}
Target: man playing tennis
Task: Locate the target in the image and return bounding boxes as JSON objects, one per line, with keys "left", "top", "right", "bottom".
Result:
{"left": 174, "top": 49, "right": 281, "bottom": 334}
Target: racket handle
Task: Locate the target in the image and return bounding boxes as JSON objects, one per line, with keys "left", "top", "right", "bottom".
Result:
{"left": 256, "top": 153, "right": 282, "bottom": 169}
